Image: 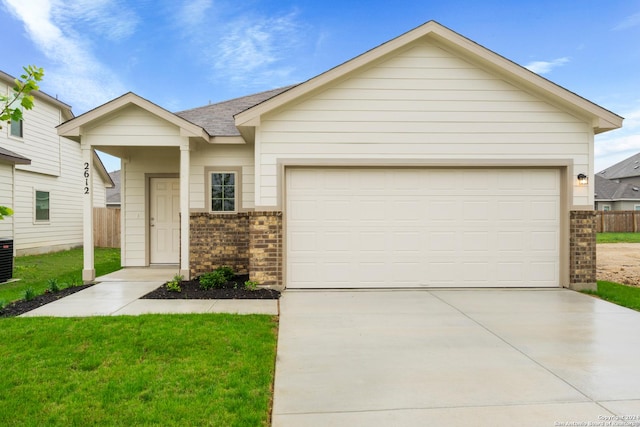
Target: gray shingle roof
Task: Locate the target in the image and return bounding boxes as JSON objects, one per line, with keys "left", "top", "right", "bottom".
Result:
{"left": 175, "top": 85, "right": 296, "bottom": 136}
{"left": 0, "top": 147, "right": 30, "bottom": 164}
{"left": 597, "top": 152, "right": 640, "bottom": 179}
{"left": 595, "top": 174, "right": 640, "bottom": 200}
{"left": 106, "top": 170, "right": 121, "bottom": 205}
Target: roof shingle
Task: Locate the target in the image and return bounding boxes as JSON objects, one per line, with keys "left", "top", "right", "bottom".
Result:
{"left": 175, "top": 85, "right": 296, "bottom": 136}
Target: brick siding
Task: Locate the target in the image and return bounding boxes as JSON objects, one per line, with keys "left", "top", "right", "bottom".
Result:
{"left": 569, "top": 210, "right": 597, "bottom": 291}
{"left": 189, "top": 211, "right": 283, "bottom": 289}
{"left": 249, "top": 211, "right": 283, "bottom": 288}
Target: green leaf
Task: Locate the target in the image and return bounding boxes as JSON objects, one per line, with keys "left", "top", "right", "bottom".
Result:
{"left": 0, "top": 206, "right": 14, "bottom": 220}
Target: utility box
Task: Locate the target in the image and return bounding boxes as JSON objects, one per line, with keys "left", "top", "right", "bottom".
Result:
{"left": 0, "top": 239, "right": 13, "bottom": 283}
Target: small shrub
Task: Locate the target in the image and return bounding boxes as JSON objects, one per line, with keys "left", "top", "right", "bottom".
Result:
{"left": 199, "top": 266, "right": 236, "bottom": 290}
{"left": 23, "top": 287, "right": 36, "bottom": 301}
{"left": 216, "top": 266, "right": 235, "bottom": 281}
{"left": 166, "top": 274, "right": 183, "bottom": 293}
{"left": 244, "top": 280, "right": 259, "bottom": 291}
{"left": 47, "top": 278, "right": 60, "bottom": 293}
{"left": 200, "top": 270, "right": 228, "bottom": 290}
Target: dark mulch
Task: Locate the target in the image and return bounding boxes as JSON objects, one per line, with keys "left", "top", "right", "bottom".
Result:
{"left": 141, "top": 274, "right": 281, "bottom": 300}
{"left": 0, "top": 284, "right": 95, "bottom": 318}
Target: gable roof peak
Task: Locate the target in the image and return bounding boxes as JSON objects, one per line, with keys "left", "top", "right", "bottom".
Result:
{"left": 235, "top": 20, "right": 622, "bottom": 135}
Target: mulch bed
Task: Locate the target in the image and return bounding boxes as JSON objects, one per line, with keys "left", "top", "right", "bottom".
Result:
{"left": 0, "top": 284, "right": 95, "bottom": 318}
{"left": 141, "top": 274, "right": 281, "bottom": 300}
{"left": 0, "top": 274, "right": 279, "bottom": 319}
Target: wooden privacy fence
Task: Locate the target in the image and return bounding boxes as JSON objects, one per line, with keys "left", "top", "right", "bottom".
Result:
{"left": 596, "top": 211, "right": 640, "bottom": 233}
{"left": 93, "top": 207, "right": 121, "bottom": 248}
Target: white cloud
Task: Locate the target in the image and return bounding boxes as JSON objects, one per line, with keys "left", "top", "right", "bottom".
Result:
{"left": 524, "top": 57, "right": 570, "bottom": 74}
{"left": 176, "top": 3, "right": 309, "bottom": 90}
{"left": 613, "top": 12, "right": 640, "bottom": 31}
{"left": 2, "top": 0, "right": 134, "bottom": 112}
{"left": 176, "top": 0, "right": 213, "bottom": 27}
{"left": 595, "top": 107, "right": 640, "bottom": 171}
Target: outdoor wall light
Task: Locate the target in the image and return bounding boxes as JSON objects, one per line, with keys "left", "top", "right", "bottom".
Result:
{"left": 577, "top": 173, "right": 588, "bottom": 185}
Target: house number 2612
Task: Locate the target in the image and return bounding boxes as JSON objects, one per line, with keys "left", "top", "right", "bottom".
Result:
{"left": 83, "top": 162, "right": 90, "bottom": 195}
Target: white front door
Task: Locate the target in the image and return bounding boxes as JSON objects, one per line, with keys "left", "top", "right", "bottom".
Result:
{"left": 150, "top": 177, "right": 180, "bottom": 264}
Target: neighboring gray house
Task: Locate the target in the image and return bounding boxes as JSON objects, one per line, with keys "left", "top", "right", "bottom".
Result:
{"left": 598, "top": 152, "right": 640, "bottom": 186}
{"left": 596, "top": 153, "right": 640, "bottom": 210}
{"left": 594, "top": 174, "right": 640, "bottom": 211}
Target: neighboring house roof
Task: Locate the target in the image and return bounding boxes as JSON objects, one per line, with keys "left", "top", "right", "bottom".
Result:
{"left": 93, "top": 152, "right": 114, "bottom": 188}
{"left": 597, "top": 152, "right": 640, "bottom": 179}
{"left": 0, "top": 70, "right": 74, "bottom": 121}
{"left": 0, "top": 146, "right": 30, "bottom": 165}
{"left": 235, "top": 20, "right": 623, "bottom": 136}
{"left": 175, "top": 86, "right": 295, "bottom": 136}
{"left": 106, "top": 170, "right": 121, "bottom": 205}
{"left": 595, "top": 174, "right": 640, "bottom": 201}
{"left": 58, "top": 92, "right": 210, "bottom": 142}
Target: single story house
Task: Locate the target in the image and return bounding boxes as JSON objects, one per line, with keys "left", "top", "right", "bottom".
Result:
{"left": 57, "top": 21, "right": 622, "bottom": 290}
{"left": 1, "top": 70, "right": 113, "bottom": 256}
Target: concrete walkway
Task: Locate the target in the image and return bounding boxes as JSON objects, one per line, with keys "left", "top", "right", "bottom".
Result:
{"left": 272, "top": 289, "right": 640, "bottom": 426}
{"left": 20, "top": 268, "right": 278, "bottom": 317}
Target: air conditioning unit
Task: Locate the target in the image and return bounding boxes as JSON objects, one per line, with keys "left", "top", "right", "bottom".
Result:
{"left": 0, "top": 239, "right": 14, "bottom": 283}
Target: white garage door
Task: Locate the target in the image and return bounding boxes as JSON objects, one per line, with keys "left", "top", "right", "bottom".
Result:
{"left": 286, "top": 168, "right": 560, "bottom": 288}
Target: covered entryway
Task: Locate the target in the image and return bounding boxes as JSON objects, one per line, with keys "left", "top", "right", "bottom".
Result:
{"left": 286, "top": 167, "right": 561, "bottom": 288}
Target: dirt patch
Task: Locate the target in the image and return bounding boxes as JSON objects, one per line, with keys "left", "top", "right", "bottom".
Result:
{"left": 597, "top": 243, "right": 640, "bottom": 287}
{"left": 141, "top": 274, "right": 281, "bottom": 300}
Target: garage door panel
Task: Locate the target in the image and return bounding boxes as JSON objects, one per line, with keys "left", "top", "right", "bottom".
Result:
{"left": 287, "top": 168, "right": 560, "bottom": 288}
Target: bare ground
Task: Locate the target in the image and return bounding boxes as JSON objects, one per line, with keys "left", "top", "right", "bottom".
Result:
{"left": 597, "top": 243, "right": 640, "bottom": 287}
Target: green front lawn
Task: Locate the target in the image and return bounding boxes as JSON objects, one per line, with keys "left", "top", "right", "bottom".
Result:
{"left": 0, "top": 314, "right": 277, "bottom": 426}
{"left": 596, "top": 232, "right": 640, "bottom": 244}
{"left": 585, "top": 281, "right": 640, "bottom": 312}
{"left": 0, "top": 248, "right": 121, "bottom": 304}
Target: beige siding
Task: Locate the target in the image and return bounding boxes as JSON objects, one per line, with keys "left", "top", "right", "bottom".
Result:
{"left": 92, "top": 172, "right": 107, "bottom": 208}
{"left": 0, "top": 163, "right": 14, "bottom": 240}
{"left": 189, "top": 143, "right": 255, "bottom": 210}
{"left": 257, "top": 40, "right": 593, "bottom": 207}
{"left": 1, "top": 80, "right": 62, "bottom": 177}
{"left": 85, "top": 105, "right": 181, "bottom": 146}
{"left": 13, "top": 137, "right": 84, "bottom": 254}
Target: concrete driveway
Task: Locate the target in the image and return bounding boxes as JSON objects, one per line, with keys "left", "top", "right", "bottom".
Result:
{"left": 272, "top": 289, "right": 640, "bottom": 426}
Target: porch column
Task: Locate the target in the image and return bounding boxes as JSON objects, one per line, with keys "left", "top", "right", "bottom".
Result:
{"left": 179, "top": 143, "right": 190, "bottom": 279}
{"left": 81, "top": 145, "right": 95, "bottom": 282}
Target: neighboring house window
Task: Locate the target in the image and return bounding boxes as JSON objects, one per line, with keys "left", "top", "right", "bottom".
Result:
{"left": 35, "top": 190, "right": 50, "bottom": 221}
{"left": 602, "top": 205, "right": 611, "bottom": 211}
{"left": 635, "top": 205, "right": 640, "bottom": 211}
{"left": 211, "top": 172, "right": 236, "bottom": 212}
{"left": 10, "top": 119, "right": 23, "bottom": 138}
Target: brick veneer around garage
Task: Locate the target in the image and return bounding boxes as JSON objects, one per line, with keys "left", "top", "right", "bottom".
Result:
{"left": 189, "top": 211, "right": 283, "bottom": 289}
{"left": 569, "top": 210, "right": 597, "bottom": 291}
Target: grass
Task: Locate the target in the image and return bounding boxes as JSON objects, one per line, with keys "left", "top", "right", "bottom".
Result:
{"left": 596, "top": 232, "right": 640, "bottom": 244}
{"left": 0, "top": 247, "right": 121, "bottom": 304}
{"left": 0, "top": 314, "right": 278, "bottom": 426}
{"left": 584, "top": 281, "right": 640, "bottom": 312}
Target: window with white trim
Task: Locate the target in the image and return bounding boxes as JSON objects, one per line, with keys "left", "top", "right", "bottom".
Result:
{"left": 35, "top": 190, "right": 50, "bottom": 221}
{"left": 602, "top": 205, "right": 611, "bottom": 211}
{"left": 10, "top": 119, "right": 23, "bottom": 138}
{"left": 211, "top": 172, "right": 236, "bottom": 212}
{"left": 634, "top": 205, "right": 640, "bottom": 211}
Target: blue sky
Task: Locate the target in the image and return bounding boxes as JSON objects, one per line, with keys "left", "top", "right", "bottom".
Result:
{"left": 1, "top": 0, "right": 639, "bottom": 173}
